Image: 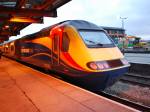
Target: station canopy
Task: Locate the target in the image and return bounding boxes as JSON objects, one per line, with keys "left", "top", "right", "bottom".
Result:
{"left": 0, "top": 0, "right": 71, "bottom": 43}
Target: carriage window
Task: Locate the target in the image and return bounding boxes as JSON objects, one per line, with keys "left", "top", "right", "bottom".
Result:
{"left": 62, "top": 32, "right": 70, "bottom": 52}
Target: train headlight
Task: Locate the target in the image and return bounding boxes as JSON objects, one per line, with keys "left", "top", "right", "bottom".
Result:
{"left": 87, "top": 61, "right": 110, "bottom": 70}
{"left": 88, "top": 62, "right": 98, "bottom": 70}
{"left": 97, "top": 63, "right": 105, "bottom": 69}
{"left": 121, "top": 58, "right": 129, "bottom": 65}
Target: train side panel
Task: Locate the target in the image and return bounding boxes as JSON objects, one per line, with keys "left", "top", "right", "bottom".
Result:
{"left": 18, "top": 36, "right": 52, "bottom": 70}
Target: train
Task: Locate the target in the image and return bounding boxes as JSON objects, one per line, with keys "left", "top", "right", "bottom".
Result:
{"left": 1, "top": 20, "right": 130, "bottom": 91}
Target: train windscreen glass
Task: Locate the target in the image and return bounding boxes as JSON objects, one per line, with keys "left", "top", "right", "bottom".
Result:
{"left": 79, "top": 30, "right": 115, "bottom": 47}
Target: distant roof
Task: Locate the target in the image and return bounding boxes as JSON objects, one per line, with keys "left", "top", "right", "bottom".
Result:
{"left": 141, "top": 40, "right": 150, "bottom": 42}
{"left": 101, "top": 26, "right": 125, "bottom": 31}
{"left": 127, "top": 36, "right": 141, "bottom": 39}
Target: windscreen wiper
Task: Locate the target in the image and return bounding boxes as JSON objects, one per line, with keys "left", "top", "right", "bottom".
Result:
{"left": 85, "top": 39, "right": 103, "bottom": 46}
{"left": 95, "top": 43, "right": 103, "bottom": 46}
{"left": 85, "top": 39, "right": 96, "bottom": 44}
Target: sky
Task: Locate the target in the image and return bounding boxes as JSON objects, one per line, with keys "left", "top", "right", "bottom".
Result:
{"left": 10, "top": 0, "right": 150, "bottom": 40}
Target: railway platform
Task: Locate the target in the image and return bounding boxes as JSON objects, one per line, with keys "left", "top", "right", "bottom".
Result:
{"left": 0, "top": 57, "right": 139, "bottom": 112}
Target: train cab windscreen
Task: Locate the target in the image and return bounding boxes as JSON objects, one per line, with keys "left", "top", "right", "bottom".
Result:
{"left": 79, "top": 30, "right": 115, "bottom": 48}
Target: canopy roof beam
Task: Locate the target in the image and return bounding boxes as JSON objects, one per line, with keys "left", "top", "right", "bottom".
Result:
{"left": 0, "top": 6, "right": 57, "bottom": 17}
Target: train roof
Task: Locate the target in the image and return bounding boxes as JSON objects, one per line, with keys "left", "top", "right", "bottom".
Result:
{"left": 61, "top": 20, "right": 104, "bottom": 30}
{"left": 41, "top": 20, "right": 104, "bottom": 31}
{"left": 15, "top": 20, "right": 105, "bottom": 41}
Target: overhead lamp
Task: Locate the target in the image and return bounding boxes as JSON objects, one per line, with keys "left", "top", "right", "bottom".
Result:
{"left": 9, "top": 17, "right": 42, "bottom": 23}
{"left": 5, "top": 25, "right": 9, "bottom": 28}
{"left": 3, "top": 25, "right": 9, "bottom": 30}
{"left": 21, "top": 6, "right": 25, "bottom": 8}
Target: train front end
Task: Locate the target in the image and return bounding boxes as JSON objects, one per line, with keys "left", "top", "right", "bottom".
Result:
{"left": 79, "top": 30, "right": 130, "bottom": 90}
{"left": 61, "top": 20, "right": 130, "bottom": 91}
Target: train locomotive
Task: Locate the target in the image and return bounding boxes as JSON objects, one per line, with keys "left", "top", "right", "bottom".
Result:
{"left": 1, "top": 20, "right": 130, "bottom": 91}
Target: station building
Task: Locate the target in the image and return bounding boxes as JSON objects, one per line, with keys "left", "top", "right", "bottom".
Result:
{"left": 102, "top": 26, "right": 126, "bottom": 48}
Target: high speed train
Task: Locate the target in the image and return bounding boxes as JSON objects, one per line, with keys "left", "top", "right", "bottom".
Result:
{"left": 1, "top": 20, "right": 130, "bottom": 91}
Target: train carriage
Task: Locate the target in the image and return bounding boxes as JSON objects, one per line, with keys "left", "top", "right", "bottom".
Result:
{"left": 2, "top": 20, "right": 130, "bottom": 91}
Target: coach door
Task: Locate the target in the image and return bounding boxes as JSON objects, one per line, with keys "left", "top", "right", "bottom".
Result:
{"left": 52, "top": 34, "right": 60, "bottom": 67}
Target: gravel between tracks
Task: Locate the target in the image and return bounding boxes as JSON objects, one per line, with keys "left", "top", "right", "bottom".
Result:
{"left": 105, "top": 81, "right": 150, "bottom": 107}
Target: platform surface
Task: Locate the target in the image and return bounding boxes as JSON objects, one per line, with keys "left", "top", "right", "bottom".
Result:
{"left": 0, "top": 57, "right": 139, "bottom": 112}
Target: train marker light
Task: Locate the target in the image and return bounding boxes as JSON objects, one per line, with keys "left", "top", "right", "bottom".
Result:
{"left": 97, "top": 63, "right": 105, "bottom": 69}
{"left": 87, "top": 61, "right": 110, "bottom": 70}
{"left": 89, "top": 62, "right": 98, "bottom": 70}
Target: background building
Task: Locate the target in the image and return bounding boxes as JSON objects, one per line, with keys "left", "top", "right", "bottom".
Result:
{"left": 102, "top": 26, "right": 150, "bottom": 51}
{"left": 102, "top": 26, "right": 126, "bottom": 48}
{"left": 127, "top": 36, "right": 141, "bottom": 48}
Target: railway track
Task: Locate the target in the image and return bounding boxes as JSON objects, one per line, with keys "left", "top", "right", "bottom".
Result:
{"left": 120, "top": 73, "right": 150, "bottom": 87}
{"left": 98, "top": 91, "right": 150, "bottom": 112}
